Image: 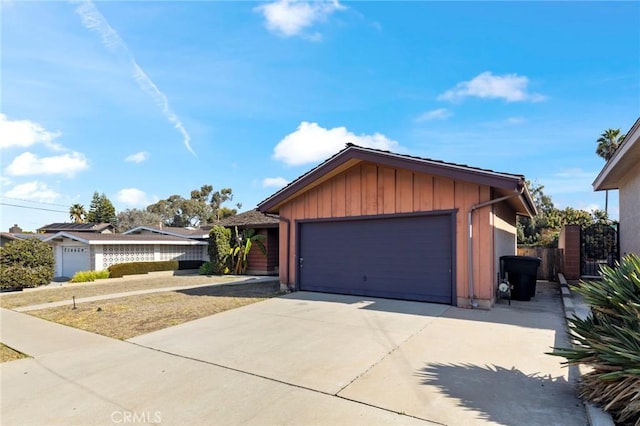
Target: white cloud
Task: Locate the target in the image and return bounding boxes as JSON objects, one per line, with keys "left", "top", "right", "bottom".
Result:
{"left": 438, "top": 71, "right": 547, "bottom": 103}
{"left": 116, "top": 188, "right": 149, "bottom": 206}
{"left": 415, "top": 108, "right": 452, "bottom": 122}
{"left": 255, "top": 0, "right": 345, "bottom": 39}
{"left": 125, "top": 151, "right": 149, "bottom": 163}
{"left": 5, "top": 152, "right": 89, "bottom": 177}
{"left": 273, "top": 121, "right": 400, "bottom": 166}
{"left": 75, "top": 1, "right": 195, "bottom": 156}
{"left": 262, "top": 177, "right": 289, "bottom": 188}
{"left": 4, "top": 181, "right": 60, "bottom": 202}
{"left": 0, "top": 113, "right": 62, "bottom": 150}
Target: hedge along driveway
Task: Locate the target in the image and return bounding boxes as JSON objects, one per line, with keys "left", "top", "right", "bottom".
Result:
{"left": 0, "top": 274, "right": 246, "bottom": 309}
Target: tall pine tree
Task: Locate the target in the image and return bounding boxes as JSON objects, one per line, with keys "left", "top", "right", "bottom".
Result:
{"left": 86, "top": 192, "right": 117, "bottom": 224}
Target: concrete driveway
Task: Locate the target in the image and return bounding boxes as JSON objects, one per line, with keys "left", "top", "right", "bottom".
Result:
{"left": 1, "top": 283, "right": 586, "bottom": 425}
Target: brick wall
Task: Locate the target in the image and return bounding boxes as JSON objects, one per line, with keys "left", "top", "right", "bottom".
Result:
{"left": 559, "top": 225, "right": 580, "bottom": 280}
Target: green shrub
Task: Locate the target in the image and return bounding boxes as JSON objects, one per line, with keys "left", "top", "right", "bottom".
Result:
{"left": 70, "top": 270, "right": 110, "bottom": 283}
{"left": 0, "top": 238, "right": 54, "bottom": 289}
{"left": 199, "top": 261, "right": 213, "bottom": 275}
{"left": 108, "top": 260, "right": 178, "bottom": 278}
{"left": 208, "top": 226, "right": 231, "bottom": 275}
{"left": 551, "top": 253, "right": 640, "bottom": 424}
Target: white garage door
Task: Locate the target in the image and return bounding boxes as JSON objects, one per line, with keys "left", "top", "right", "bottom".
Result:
{"left": 62, "top": 246, "right": 90, "bottom": 278}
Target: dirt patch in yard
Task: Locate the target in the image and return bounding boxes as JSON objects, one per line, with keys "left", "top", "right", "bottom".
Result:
{"left": 27, "top": 281, "right": 282, "bottom": 340}
{"left": 0, "top": 343, "right": 29, "bottom": 363}
{"left": 0, "top": 274, "right": 245, "bottom": 309}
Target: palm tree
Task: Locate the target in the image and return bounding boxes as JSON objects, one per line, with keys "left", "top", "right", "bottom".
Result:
{"left": 69, "top": 203, "right": 86, "bottom": 223}
{"left": 596, "top": 128, "right": 625, "bottom": 215}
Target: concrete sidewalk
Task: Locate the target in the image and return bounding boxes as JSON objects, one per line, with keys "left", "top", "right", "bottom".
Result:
{"left": 0, "top": 307, "right": 432, "bottom": 425}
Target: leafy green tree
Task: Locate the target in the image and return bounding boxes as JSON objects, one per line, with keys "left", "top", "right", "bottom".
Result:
{"left": 0, "top": 238, "right": 55, "bottom": 289}
{"left": 116, "top": 209, "right": 164, "bottom": 233}
{"left": 147, "top": 185, "right": 239, "bottom": 227}
{"left": 596, "top": 128, "right": 626, "bottom": 215}
{"left": 86, "top": 192, "right": 117, "bottom": 224}
{"left": 517, "top": 181, "right": 612, "bottom": 247}
{"left": 69, "top": 203, "right": 86, "bottom": 223}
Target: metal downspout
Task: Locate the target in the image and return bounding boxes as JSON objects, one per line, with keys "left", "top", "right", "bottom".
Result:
{"left": 467, "top": 187, "right": 525, "bottom": 308}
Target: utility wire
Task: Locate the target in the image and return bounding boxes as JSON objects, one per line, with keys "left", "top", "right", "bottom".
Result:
{"left": 0, "top": 196, "right": 69, "bottom": 207}
{"left": 0, "top": 202, "right": 68, "bottom": 213}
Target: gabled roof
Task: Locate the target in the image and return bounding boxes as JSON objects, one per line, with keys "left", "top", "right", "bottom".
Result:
{"left": 593, "top": 117, "right": 640, "bottom": 191}
{"left": 122, "top": 226, "right": 209, "bottom": 239}
{"left": 258, "top": 144, "right": 536, "bottom": 216}
{"left": 37, "top": 222, "right": 115, "bottom": 233}
{"left": 217, "top": 209, "right": 279, "bottom": 228}
{"left": 43, "top": 231, "right": 207, "bottom": 245}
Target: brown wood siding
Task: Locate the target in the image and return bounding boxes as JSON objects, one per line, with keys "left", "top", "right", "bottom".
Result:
{"left": 277, "top": 161, "right": 496, "bottom": 306}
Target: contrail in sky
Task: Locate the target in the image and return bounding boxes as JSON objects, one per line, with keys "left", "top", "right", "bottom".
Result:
{"left": 74, "top": 0, "right": 196, "bottom": 156}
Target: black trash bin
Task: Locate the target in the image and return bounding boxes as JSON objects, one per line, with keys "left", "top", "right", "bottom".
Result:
{"left": 500, "top": 256, "right": 541, "bottom": 301}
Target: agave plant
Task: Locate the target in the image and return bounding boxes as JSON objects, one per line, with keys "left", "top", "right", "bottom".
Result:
{"left": 551, "top": 253, "right": 640, "bottom": 425}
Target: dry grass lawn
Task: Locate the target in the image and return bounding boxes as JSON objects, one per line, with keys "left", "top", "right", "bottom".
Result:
{"left": 28, "top": 281, "right": 282, "bottom": 340}
{"left": 0, "top": 274, "right": 245, "bottom": 309}
{"left": 0, "top": 343, "right": 29, "bottom": 363}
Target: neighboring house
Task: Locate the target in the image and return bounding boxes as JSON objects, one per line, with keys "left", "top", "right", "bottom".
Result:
{"left": 43, "top": 232, "right": 208, "bottom": 278}
{"left": 123, "top": 226, "right": 209, "bottom": 240}
{"left": 1, "top": 225, "right": 48, "bottom": 247}
{"left": 38, "top": 222, "right": 115, "bottom": 234}
{"left": 258, "top": 144, "right": 536, "bottom": 309}
{"left": 218, "top": 209, "right": 280, "bottom": 276}
{"left": 593, "top": 116, "right": 640, "bottom": 257}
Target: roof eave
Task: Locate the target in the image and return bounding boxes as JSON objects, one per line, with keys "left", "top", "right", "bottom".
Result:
{"left": 593, "top": 117, "right": 640, "bottom": 191}
{"left": 258, "top": 145, "right": 527, "bottom": 214}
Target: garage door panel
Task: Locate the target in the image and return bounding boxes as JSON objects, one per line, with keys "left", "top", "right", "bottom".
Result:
{"left": 299, "top": 215, "right": 453, "bottom": 304}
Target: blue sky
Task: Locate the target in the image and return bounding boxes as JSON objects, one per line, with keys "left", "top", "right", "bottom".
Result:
{"left": 1, "top": 0, "right": 639, "bottom": 231}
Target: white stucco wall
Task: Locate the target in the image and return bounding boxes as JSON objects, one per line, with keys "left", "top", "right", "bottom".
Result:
{"left": 619, "top": 170, "right": 640, "bottom": 257}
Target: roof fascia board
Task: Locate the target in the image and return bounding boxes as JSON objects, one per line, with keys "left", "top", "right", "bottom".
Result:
{"left": 259, "top": 146, "right": 524, "bottom": 212}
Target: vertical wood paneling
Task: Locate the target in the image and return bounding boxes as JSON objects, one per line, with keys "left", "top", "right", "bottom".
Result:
{"left": 434, "top": 176, "right": 455, "bottom": 210}
{"left": 377, "top": 167, "right": 385, "bottom": 214}
{"left": 305, "top": 188, "right": 318, "bottom": 219}
{"left": 291, "top": 198, "right": 305, "bottom": 284}
{"left": 319, "top": 184, "right": 332, "bottom": 218}
{"left": 397, "top": 169, "right": 414, "bottom": 212}
{"left": 477, "top": 186, "right": 493, "bottom": 299}
{"left": 382, "top": 167, "right": 396, "bottom": 214}
{"left": 454, "top": 182, "right": 468, "bottom": 296}
{"left": 363, "top": 163, "right": 378, "bottom": 215}
{"left": 346, "top": 166, "right": 361, "bottom": 216}
{"left": 332, "top": 173, "right": 346, "bottom": 217}
{"left": 414, "top": 173, "right": 434, "bottom": 211}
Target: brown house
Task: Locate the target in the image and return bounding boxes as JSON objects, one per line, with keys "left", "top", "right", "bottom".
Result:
{"left": 218, "top": 209, "right": 279, "bottom": 276}
{"left": 258, "top": 144, "right": 536, "bottom": 308}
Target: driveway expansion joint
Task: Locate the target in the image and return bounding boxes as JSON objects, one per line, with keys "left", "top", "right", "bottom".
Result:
{"left": 127, "top": 340, "right": 439, "bottom": 424}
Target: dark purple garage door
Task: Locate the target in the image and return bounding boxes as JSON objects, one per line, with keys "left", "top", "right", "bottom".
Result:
{"left": 298, "top": 214, "right": 454, "bottom": 304}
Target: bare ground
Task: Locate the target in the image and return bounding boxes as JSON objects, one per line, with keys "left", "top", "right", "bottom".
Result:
{"left": 0, "top": 343, "right": 29, "bottom": 363}
{"left": 27, "top": 281, "right": 282, "bottom": 340}
{"left": 0, "top": 274, "right": 246, "bottom": 309}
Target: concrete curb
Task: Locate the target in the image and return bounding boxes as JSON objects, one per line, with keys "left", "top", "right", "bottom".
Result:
{"left": 557, "top": 273, "right": 614, "bottom": 426}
